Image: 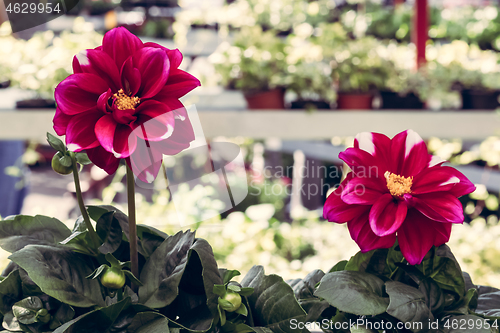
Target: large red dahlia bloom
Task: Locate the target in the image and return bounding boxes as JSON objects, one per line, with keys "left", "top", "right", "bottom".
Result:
{"left": 53, "top": 27, "right": 200, "bottom": 182}
{"left": 324, "top": 130, "right": 475, "bottom": 265}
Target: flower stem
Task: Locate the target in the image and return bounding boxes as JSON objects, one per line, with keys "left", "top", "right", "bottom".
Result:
{"left": 70, "top": 153, "right": 100, "bottom": 248}
{"left": 126, "top": 164, "right": 139, "bottom": 292}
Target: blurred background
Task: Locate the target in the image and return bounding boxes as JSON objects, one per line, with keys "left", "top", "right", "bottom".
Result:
{"left": 0, "top": 0, "right": 500, "bottom": 286}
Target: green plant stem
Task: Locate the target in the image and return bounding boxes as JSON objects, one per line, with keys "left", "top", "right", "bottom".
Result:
{"left": 70, "top": 153, "right": 100, "bottom": 248}
{"left": 126, "top": 164, "right": 139, "bottom": 292}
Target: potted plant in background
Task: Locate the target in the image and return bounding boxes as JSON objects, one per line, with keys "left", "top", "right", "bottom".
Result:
{"left": 457, "top": 68, "right": 500, "bottom": 110}
{"left": 378, "top": 42, "right": 425, "bottom": 110}
{"left": 0, "top": 19, "right": 103, "bottom": 109}
{"left": 327, "top": 36, "right": 391, "bottom": 110}
{"left": 210, "top": 26, "right": 288, "bottom": 110}
{"left": 286, "top": 23, "right": 338, "bottom": 111}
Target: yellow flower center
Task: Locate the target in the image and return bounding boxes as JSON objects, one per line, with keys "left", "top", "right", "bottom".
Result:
{"left": 113, "top": 89, "right": 140, "bottom": 110}
{"left": 384, "top": 171, "right": 413, "bottom": 197}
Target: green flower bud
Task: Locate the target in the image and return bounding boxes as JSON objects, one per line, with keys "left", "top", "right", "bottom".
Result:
{"left": 219, "top": 291, "right": 242, "bottom": 312}
{"left": 100, "top": 267, "right": 126, "bottom": 289}
{"left": 51, "top": 152, "right": 73, "bottom": 175}
{"left": 35, "top": 308, "right": 51, "bottom": 324}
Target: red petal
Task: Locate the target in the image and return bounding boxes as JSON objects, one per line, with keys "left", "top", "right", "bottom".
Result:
{"left": 55, "top": 74, "right": 108, "bottom": 115}
{"left": 412, "top": 166, "right": 462, "bottom": 195}
{"left": 85, "top": 146, "right": 120, "bottom": 175}
{"left": 153, "top": 116, "right": 195, "bottom": 155}
{"left": 397, "top": 209, "right": 445, "bottom": 265}
{"left": 324, "top": 174, "right": 371, "bottom": 223}
{"left": 73, "top": 49, "right": 120, "bottom": 91}
{"left": 66, "top": 108, "right": 103, "bottom": 151}
{"left": 95, "top": 115, "right": 137, "bottom": 158}
{"left": 120, "top": 56, "right": 142, "bottom": 96}
{"left": 113, "top": 125, "right": 137, "bottom": 158}
{"left": 154, "top": 69, "right": 201, "bottom": 99}
{"left": 448, "top": 168, "right": 476, "bottom": 197}
{"left": 133, "top": 100, "right": 175, "bottom": 141}
{"left": 131, "top": 47, "right": 170, "bottom": 99}
{"left": 53, "top": 108, "right": 72, "bottom": 135}
{"left": 127, "top": 139, "right": 163, "bottom": 183}
{"left": 143, "top": 43, "right": 183, "bottom": 68}
{"left": 341, "top": 176, "right": 385, "bottom": 205}
{"left": 390, "top": 129, "right": 429, "bottom": 177}
{"left": 151, "top": 96, "right": 188, "bottom": 120}
{"left": 102, "top": 27, "right": 143, "bottom": 71}
{"left": 354, "top": 132, "right": 391, "bottom": 171}
{"left": 369, "top": 193, "right": 408, "bottom": 237}
{"left": 348, "top": 210, "right": 396, "bottom": 252}
{"left": 339, "top": 147, "right": 386, "bottom": 179}
{"left": 411, "top": 192, "right": 464, "bottom": 223}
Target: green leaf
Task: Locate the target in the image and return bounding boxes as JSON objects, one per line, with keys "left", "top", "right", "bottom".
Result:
{"left": 59, "top": 155, "right": 72, "bottom": 167}
{"left": 235, "top": 304, "right": 248, "bottom": 316}
{"left": 239, "top": 288, "right": 254, "bottom": 297}
{"left": 189, "top": 239, "right": 224, "bottom": 314}
{"left": 127, "top": 312, "right": 169, "bottom": 333}
{"left": 87, "top": 205, "right": 130, "bottom": 241}
{"left": 419, "top": 277, "right": 445, "bottom": 314}
{"left": 49, "top": 303, "right": 74, "bottom": 329}
{"left": 59, "top": 230, "right": 98, "bottom": 256}
{"left": 345, "top": 248, "right": 395, "bottom": 276}
{"left": 476, "top": 288, "right": 500, "bottom": 318}
{"left": 138, "top": 230, "right": 196, "bottom": 308}
{"left": 75, "top": 152, "right": 92, "bottom": 165}
{"left": 96, "top": 212, "right": 122, "bottom": 254}
{"left": 12, "top": 296, "right": 43, "bottom": 325}
{"left": 159, "top": 238, "right": 223, "bottom": 331}
{"left": 53, "top": 297, "right": 131, "bottom": 333}
{"left": 314, "top": 271, "right": 389, "bottom": 316}
{"left": 47, "top": 133, "right": 66, "bottom": 153}
{"left": 2, "top": 310, "right": 21, "bottom": 331}
{"left": 241, "top": 266, "right": 307, "bottom": 333}
{"left": 290, "top": 269, "right": 324, "bottom": 300}
{"left": 220, "top": 269, "right": 241, "bottom": 285}
{"left": 227, "top": 284, "right": 241, "bottom": 293}
{"left": 9, "top": 245, "right": 105, "bottom": 308}
{"left": 416, "top": 245, "right": 466, "bottom": 298}
{"left": 385, "top": 281, "right": 433, "bottom": 332}
{"left": 0, "top": 270, "right": 22, "bottom": 315}
{"left": 123, "top": 270, "right": 143, "bottom": 287}
{"left": 137, "top": 225, "right": 168, "bottom": 258}
{"left": 213, "top": 285, "right": 226, "bottom": 297}
{"left": 344, "top": 250, "right": 376, "bottom": 272}
{"left": 86, "top": 264, "right": 108, "bottom": 279}
{"left": 329, "top": 260, "right": 348, "bottom": 272}
{"left": 0, "top": 215, "right": 71, "bottom": 253}
{"left": 465, "top": 288, "right": 479, "bottom": 312}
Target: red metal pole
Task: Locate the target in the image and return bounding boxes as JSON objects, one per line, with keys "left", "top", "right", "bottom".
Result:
{"left": 413, "top": 0, "right": 428, "bottom": 69}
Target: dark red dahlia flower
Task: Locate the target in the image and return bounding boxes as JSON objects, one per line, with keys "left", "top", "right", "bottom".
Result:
{"left": 324, "top": 130, "right": 475, "bottom": 265}
{"left": 53, "top": 27, "right": 200, "bottom": 182}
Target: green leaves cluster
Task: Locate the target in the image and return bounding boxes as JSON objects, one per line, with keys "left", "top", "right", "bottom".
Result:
{"left": 294, "top": 242, "right": 500, "bottom": 333}
{"left": 0, "top": 206, "right": 311, "bottom": 332}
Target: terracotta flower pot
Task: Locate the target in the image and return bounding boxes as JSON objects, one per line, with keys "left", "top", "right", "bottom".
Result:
{"left": 244, "top": 88, "right": 285, "bottom": 110}
{"left": 337, "top": 93, "right": 373, "bottom": 110}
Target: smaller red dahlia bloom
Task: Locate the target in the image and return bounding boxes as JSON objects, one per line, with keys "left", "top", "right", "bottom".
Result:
{"left": 53, "top": 27, "right": 200, "bottom": 182}
{"left": 324, "top": 130, "right": 475, "bottom": 265}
